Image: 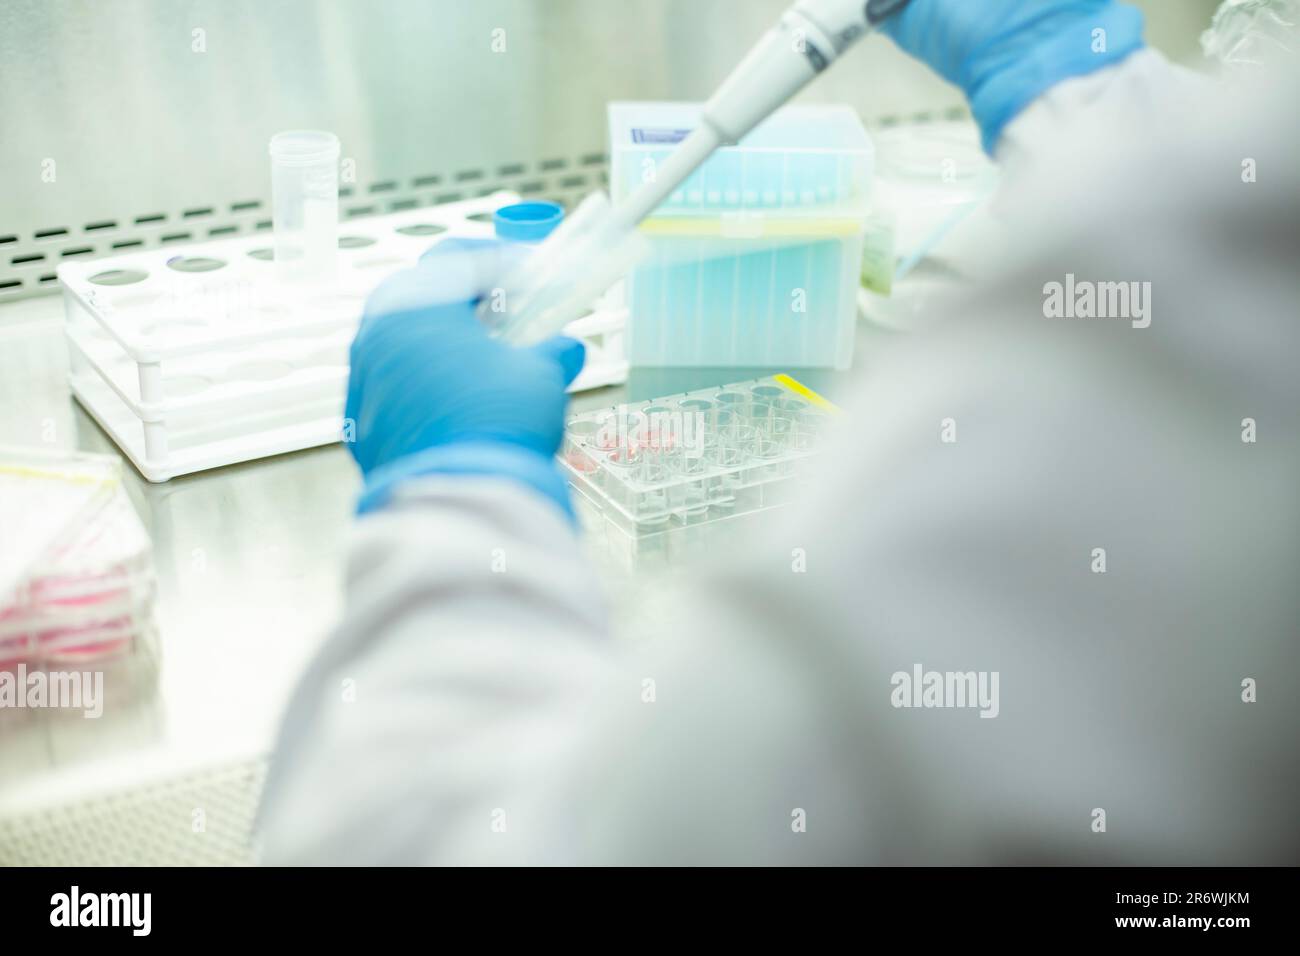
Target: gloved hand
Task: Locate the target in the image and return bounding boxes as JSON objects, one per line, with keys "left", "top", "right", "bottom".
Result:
{"left": 345, "top": 237, "right": 585, "bottom": 517}
{"left": 879, "top": 0, "right": 1146, "bottom": 154}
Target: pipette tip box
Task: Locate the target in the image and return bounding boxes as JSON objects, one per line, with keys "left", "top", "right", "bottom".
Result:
{"left": 609, "top": 103, "right": 872, "bottom": 369}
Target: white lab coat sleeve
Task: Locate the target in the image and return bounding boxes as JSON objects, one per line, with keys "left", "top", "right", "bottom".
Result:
{"left": 262, "top": 52, "right": 1300, "bottom": 864}
{"left": 259, "top": 468, "right": 891, "bottom": 865}
{"left": 993, "top": 48, "right": 1211, "bottom": 182}
{"left": 258, "top": 479, "right": 618, "bottom": 865}
{"left": 543, "top": 49, "right": 1300, "bottom": 859}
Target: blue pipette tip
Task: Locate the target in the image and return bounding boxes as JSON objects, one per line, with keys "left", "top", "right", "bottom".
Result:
{"left": 493, "top": 201, "right": 565, "bottom": 242}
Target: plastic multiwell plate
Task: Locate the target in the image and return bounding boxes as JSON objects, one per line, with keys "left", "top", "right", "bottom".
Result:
{"left": 560, "top": 375, "right": 833, "bottom": 539}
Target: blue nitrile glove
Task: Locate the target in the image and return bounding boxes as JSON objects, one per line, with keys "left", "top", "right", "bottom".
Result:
{"left": 345, "top": 237, "right": 585, "bottom": 517}
{"left": 879, "top": 0, "right": 1146, "bottom": 154}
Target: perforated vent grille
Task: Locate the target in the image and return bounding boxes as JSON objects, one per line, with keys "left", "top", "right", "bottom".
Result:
{"left": 0, "top": 156, "right": 609, "bottom": 303}
{"left": 0, "top": 103, "right": 982, "bottom": 305}
{"left": 0, "top": 758, "right": 266, "bottom": 866}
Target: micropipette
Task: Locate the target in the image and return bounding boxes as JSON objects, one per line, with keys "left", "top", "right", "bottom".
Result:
{"left": 491, "top": 0, "right": 914, "bottom": 344}
{"left": 609, "top": 0, "right": 912, "bottom": 231}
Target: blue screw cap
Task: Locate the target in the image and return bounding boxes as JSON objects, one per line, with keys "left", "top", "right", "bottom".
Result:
{"left": 492, "top": 201, "right": 564, "bottom": 243}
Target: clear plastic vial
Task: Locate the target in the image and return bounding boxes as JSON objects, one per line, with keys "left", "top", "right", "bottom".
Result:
{"left": 268, "top": 130, "right": 340, "bottom": 283}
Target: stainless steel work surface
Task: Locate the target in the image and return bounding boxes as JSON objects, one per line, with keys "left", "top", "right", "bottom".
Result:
{"left": 0, "top": 279, "right": 889, "bottom": 864}
{"left": 0, "top": 291, "right": 643, "bottom": 797}
{"left": 0, "top": 294, "right": 354, "bottom": 806}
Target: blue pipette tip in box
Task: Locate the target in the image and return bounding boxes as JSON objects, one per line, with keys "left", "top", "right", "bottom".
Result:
{"left": 493, "top": 201, "right": 564, "bottom": 243}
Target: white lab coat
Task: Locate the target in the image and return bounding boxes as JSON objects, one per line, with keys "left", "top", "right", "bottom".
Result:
{"left": 260, "top": 51, "right": 1300, "bottom": 865}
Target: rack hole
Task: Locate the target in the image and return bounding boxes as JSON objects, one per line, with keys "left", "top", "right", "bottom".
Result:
{"left": 394, "top": 224, "right": 445, "bottom": 237}
{"left": 167, "top": 256, "right": 225, "bottom": 273}
{"left": 89, "top": 269, "right": 148, "bottom": 286}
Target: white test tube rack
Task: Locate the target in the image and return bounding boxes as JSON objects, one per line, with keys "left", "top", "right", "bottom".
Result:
{"left": 57, "top": 193, "right": 629, "bottom": 481}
